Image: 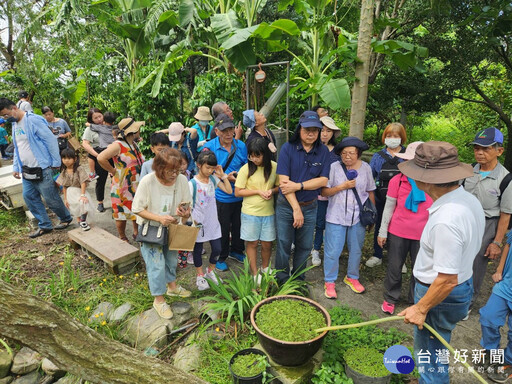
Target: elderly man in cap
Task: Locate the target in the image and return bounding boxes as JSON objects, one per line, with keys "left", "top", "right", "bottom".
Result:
{"left": 275, "top": 110, "right": 331, "bottom": 285}
{"left": 210, "top": 101, "right": 243, "bottom": 141}
{"left": 398, "top": 141, "right": 485, "bottom": 384}
{"left": 0, "top": 97, "right": 72, "bottom": 238}
{"left": 463, "top": 127, "right": 512, "bottom": 317}
{"left": 203, "top": 113, "right": 247, "bottom": 271}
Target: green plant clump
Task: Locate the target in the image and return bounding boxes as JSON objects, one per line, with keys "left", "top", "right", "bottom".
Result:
{"left": 231, "top": 353, "right": 266, "bottom": 378}
{"left": 312, "top": 305, "right": 410, "bottom": 384}
{"left": 256, "top": 299, "right": 326, "bottom": 342}
{"left": 345, "top": 347, "right": 389, "bottom": 377}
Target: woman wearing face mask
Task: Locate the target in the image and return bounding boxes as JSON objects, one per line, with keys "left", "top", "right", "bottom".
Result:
{"left": 366, "top": 123, "right": 407, "bottom": 269}
{"left": 191, "top": 106, "right": 213, "bottom": 152}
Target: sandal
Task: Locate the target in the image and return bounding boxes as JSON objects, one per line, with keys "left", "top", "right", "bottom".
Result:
{"left": 29, "top": 228, "right": 53, "bottom": 238}
{"left": 55, "top": 220, "right": 73, "bottom": 230}
{"left": 120, "top": 237, "right": 129, "bottom": 243}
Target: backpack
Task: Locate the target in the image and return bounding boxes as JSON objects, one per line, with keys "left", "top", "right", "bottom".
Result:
{"left": 499, "top": 173, "right": 512, "bottom": 229}
{"left": 463, "top": 166, "right": 512, "bottom": 229}
{"left": 190, "top": 176, "right": 217, "bottom": 208}
{"left": 376, "top": 148, "right": 405, "bottom": 200}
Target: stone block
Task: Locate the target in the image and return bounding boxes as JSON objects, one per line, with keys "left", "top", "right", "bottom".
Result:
{"left": 0, "top": 351, "right": 12, "bottom": 378}
{"left": 11, "top": 370, "right": 40, "bottom": 384}
{"left": 10, "top": 348, "right": 41, "bottom": 375}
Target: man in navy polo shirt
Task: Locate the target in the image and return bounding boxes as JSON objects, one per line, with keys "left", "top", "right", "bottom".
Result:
{"left": 204, "top": 113, "right": 248, "bottom": 271}
{"left": 275, "top": 110, "right": 331, "bottom": 284}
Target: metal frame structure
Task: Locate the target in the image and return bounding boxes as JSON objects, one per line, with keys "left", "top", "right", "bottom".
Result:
{"left": 245, "top": 61, "right": 290, "bottom": 140}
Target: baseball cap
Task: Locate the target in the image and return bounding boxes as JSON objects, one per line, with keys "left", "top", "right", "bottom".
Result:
{"left": 469, "top": 127, "right": 504, "bottom": 147}
{"left": 214, "top": 113, "right": 235, "bottom": 131}
{"left": 0, "top": 118, "right": 5, "bottom": 125}
{"left": 168, "top": 122, "right": 185, "bottom": 142}
{"left": 298, "top": 111, "right": 322, "bottom": 129}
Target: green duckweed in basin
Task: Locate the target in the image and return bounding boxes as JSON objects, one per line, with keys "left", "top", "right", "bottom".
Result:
{"left": 255, "top": 299, "right": 326, "bottom": 342}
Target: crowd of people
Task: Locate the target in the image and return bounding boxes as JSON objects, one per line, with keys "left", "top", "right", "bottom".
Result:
{"left": 2, "top": 93, "right": 512, "bottom": 383}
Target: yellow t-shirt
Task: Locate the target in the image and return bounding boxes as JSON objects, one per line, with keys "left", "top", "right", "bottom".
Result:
{"left": 235, "top": 161, "right": 279, "bottom": 216}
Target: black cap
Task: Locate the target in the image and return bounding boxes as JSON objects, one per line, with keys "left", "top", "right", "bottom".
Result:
{"left": 214, "top": 113, "right": 235, "bottom": 131}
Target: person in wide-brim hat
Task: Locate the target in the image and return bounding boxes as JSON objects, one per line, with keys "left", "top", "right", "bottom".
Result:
{"left": 333, "top": 136, "right": 369, "bottom": 156}
{"left": 398, "top": 141, "right": 473, "bottom": 184}
{"left": 118, "top": 117, "right": 145, "bottom": 137}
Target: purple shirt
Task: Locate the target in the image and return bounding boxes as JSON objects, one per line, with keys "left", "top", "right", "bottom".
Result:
{"left": 325, "top": 161, "right": 376, "bottom": 226}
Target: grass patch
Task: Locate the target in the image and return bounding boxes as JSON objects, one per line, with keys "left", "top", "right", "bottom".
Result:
{"left": 195, "top": 329, "right": 258, "bottom": 384}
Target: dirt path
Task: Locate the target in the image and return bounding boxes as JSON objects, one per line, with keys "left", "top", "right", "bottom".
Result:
{"left": 12, "top": 172, "right": 496, "bottom": 383}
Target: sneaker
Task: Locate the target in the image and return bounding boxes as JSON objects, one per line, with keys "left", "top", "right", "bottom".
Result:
{"left": 260, "top": 266, "right": 273, "bottom": 274}
{"left": 381, "top": 300, "right": 395, "bottom": 315}
{"left": 228, "top": 252, "right": 246, "bottom": 263}
{"left": 187, "top": 253, "right": 194, "bottom": 265}
{"left": 153, "top": 301, "right": 173, "bottom": 319}
{"left": 201, "top": 248, "right": 206, "bottom": 255}
{"left": 79, "top": 221, "right": 91, "bottom": 231}
{"left": 196, "top": 275, "right": 210, "bottom": 291}
{"left": 462, "top": 308, "right": 472, "bottom": 321}
{"left": 488, "top": 363, "right": 512, "bottom": 383}
{"left": 344, "top": 276, "right": 365, "bottom": 293}
{"left": 97, "top": 203, "right": 105, "bottom": 213}
{"left": 311, "top": 250, "right": 321, "bottom": 267}
{"left": 89, "top": 172, "right": 99, "bottom": 181}
{"left": 166, "top": 285, "right": 192, "bottom": 298}
{"left": 324, "top": 282, "right": 337, "bottom": 299}
{"left": 365, "top": 256, "right": 382, "bottom": 268}
{"left": 253, "top": 274, "right": 262, "bottom": 287}
{"left": 402, "top": 264, "right": 408, "bottom": 274}
{"left": 215, "top": 261, "right": 229, "bottom": 272}
{"left": 205, "top": 268, "right": 222, "bottom": 285}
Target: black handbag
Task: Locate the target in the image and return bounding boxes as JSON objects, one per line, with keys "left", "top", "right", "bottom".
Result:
{"left": 341, "top": 163, "right": 377, "bottom": 226}
{"left": 135, "top": 222, "right": 168, "bottom": 246}
{"left": 21, "top": 165, "right": 43, "bottom": 181}
{"left": 58, "top": 137, "right": 68, "bottom": 150}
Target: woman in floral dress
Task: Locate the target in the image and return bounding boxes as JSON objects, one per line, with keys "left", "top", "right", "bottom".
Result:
{"left": 98, "top": 117, "right": 145, "bottom": 241}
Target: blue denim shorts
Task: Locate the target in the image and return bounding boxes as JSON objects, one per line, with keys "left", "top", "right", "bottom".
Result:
{"left": 240, "top": 213, "right": 276, "bottom": 242}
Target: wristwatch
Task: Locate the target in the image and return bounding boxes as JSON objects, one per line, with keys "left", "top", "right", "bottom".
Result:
{"left": 492, "top": 241, "right": 503, "bottom": 248}
{"left": 300, "top": 182, "right": 304, "bottom": 191}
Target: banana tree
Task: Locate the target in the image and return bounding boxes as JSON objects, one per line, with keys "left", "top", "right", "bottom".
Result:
{"left": 178, "top": 0, "right": 295, "bottom": 72}
{"left": 90, "top": 0, "right": 155, "bottom": 90}
{"left": 279, "top": 0, "right": 354, "bottom": 110}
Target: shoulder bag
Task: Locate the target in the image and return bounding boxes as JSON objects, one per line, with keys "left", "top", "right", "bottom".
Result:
{"left": 341, "top": 163, "right": 377, "bottom": 226}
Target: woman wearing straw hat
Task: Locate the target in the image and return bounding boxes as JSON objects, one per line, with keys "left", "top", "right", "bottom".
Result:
{"left": 98, "top": 117, "right": 145, "bottom": 241}
{"left": 397, "top": 141, "right": 485, "bottom": 384}
{"left": 191, "top": 106, "right": 213, "bottom": 152}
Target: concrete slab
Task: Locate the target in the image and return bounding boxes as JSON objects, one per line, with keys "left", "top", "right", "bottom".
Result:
{"left": 68, "top": 227, "right": 139, "bottom": 274}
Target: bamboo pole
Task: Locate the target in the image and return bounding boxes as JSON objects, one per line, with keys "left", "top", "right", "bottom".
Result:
{"left": 315, "top": 316, "right": 487, "bottom": 384}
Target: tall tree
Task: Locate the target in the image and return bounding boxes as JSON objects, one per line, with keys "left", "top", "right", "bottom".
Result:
{"left": 349, "top": 0, "right": 375, "bottom": 138}
{"left": 422, "top": 0, "right": 512, "bottom": 168}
